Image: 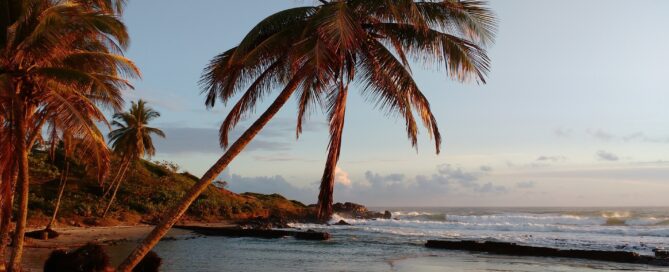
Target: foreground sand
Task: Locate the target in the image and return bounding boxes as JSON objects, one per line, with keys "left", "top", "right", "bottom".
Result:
{"left": 20, "top": 222, "right": 235, "bottom": 271}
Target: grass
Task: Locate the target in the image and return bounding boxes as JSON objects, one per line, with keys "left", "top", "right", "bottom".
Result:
{"left": 26, "top": 148, "right": 311, "bottom": 227}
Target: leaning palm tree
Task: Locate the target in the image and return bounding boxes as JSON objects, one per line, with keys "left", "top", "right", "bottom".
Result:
{"left": 313, "top": 0, "right": 496, "bottom": 220}
{"left": 0, "top": 1, "right": 138, "bottom": 270}
{"left": 41, "top": 125, "right": 110, "bottom": 234}
{"left": 102, "top": 100, "right": 164, "bottom": 218}
{"left": 118, "top": 1, "right": 495, "bottom": 270}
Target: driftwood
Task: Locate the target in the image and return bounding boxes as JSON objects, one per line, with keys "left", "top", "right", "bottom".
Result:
{"left": 175, "top": 225, "right": 330, "bottom": 240}
{"left": 425, "top": 240, "right": 669, "bottom": 266}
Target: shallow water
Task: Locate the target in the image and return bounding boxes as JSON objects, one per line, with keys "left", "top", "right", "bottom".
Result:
{"left": 106, "top": 207, "right": 669, "bottom": 272}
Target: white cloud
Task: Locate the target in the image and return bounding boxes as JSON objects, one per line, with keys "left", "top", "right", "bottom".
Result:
{"left": 334, "top": 167, "right": 352, "bottom": 187}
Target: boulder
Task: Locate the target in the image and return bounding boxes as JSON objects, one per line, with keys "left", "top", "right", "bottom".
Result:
{"left": 383, "top": 211, "right": 392, "bottom": 219}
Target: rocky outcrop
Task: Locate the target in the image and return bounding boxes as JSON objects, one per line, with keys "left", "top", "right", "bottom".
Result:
{"left": 426, "top": 240, "right": 669, "bottom": 266}
{"left": 332, "top": 202, "right": 392, "bottom": 220}
{"left": 239, "top": 214, "right": 290, "bottom": 230}
{"left": 175, "top": 225, "right": 330, "bottom": 241}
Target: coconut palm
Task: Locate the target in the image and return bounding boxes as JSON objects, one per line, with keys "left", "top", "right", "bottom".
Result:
{"left": 313, "top": 0, "right": 496, "bottom": 220}
{"left": 42, "top": 124, "right": 110, "bottom": 234}
{"left": 102, "top": 99, "right": 164, "bottom": 218}
{"left": 118, "top": 0, "right": 495, "bottom": 270}
{"left": 0, "top": 0, "right": 138, "bottom": 270}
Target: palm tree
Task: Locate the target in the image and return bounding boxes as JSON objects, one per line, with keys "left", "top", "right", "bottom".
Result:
{"left": 118, "top": 1, "right": 495, "bottom": 270}
{"left": 313, "top": 0, "right": 496, "bottom": 220}
{"left": 102, "top": 100, "right": 164, "bottom": 218}
{"left": 0, "top": 1, "right": 138, "bottom": 270}
{"left": 42, "top": 127, "right": 110, "bottom": 234}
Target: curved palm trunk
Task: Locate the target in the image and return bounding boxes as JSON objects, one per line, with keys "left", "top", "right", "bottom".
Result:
{"left": 316, "top": 84, "right": 348, "bottom": 222}
{"left": 101, "top": 161, "right": 131, "bottom": 218}
{"left": 8, "top": 102, "right": 29, "bottom": 272}
{"left": 116, "top": 79, "right": 301, "bottom": 272}
{"left": 45, "top": 161, "right": 69, "bottom": 230}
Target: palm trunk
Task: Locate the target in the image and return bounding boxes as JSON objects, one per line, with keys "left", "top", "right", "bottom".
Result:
{"left": 103, "top": 158, "right": 128, "bottom": 198}
{"left": 0, "top": 163, "right": 17, "bottom": 270}
{"left": 316, "top": 83, "right": 348, "bottom": 222}
{"left": 101, "top": 161, "right": 130, "bottom": 218}
{"left": 8, "top": 102, "right": 29, "bottom": 272}
{"left": 45, "top": 161, "right": 69, "bottom": 230}
{"left": 116, "top": 78, "right": 301, "bottom": 272}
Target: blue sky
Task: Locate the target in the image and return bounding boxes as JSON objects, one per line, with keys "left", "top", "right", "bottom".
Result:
{"left": 119, "top": 0, "right": 669, "bottom": 206}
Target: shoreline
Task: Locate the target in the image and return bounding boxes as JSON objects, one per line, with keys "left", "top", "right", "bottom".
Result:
{"left": 20, "top": 222, "right": 235, "bottom": 271}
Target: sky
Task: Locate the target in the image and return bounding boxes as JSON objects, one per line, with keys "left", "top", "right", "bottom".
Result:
{"left": 117, "top": 0, "right": 669, "bottom": 207}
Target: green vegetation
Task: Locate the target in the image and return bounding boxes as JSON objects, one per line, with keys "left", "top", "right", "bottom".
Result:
{"left": 26, "top": 149, "right": 309, "bottom": 228}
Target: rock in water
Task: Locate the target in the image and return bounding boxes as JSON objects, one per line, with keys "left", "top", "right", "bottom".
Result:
{"left": 294, "top": 229, "right": 331, "bottom": 240}
{"left": 425, "top": 240, "right": 669, "bottom": 266}
{"left": 654, "top": 248, "right": 669, "bottom": 259}
{"left": 334, "top": 220, "right": 351, "bottom": 226}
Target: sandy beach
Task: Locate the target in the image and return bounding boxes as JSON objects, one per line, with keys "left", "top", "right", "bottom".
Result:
{"left": 19, "top": 222, "right": 235, "bottom": 271}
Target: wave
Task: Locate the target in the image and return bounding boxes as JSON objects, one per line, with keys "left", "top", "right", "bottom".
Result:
{"left": 387, "top": 211, "right": 669, "bottom": 227}
{"left": 287, "top": 210, "right": 669, "bottom": 256}
{"left": 291, "top": 212, "right": 669, "bottom": 239}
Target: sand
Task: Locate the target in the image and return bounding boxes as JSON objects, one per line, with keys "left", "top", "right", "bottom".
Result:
{"left": 19, "top": 222, "right": 235, "bottom": 271}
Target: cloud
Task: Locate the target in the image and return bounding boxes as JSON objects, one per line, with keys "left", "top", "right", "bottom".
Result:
{"left": 480, "top": 165, "right": 493, "bottom": 172}
{"left": 252, "top": 153, "right": 317, "bottom": 162}
{"left": 516, "top": 181, "right": 536, "bottom": 188}
{"left": 153, "top": 127, "right": 292, "bottom": 154}
{"left": 219, "top": 164, "right": 514, "bottom": 206}
{"left": 554, "top": 128, "right": 573, "bottom": 138}
{"left": 334, "top": 167, "right": 352, "bottom": 187}
{"left": 152, "top": 117, "right": 327, "bottom": 155}
{"left": 596, "top": 150, "right": 619, "bottom": 161}
{"left": 536, "top": 155, "right": 567, "bottom": 162}
{"left": 623, "top": 132, "right": 669, "bottom": 143}
{"left": 221, "top": 172, "right": 315, "bottom": 202}
{"left": 588, "top": 129, "right": 614, "bottom": 141}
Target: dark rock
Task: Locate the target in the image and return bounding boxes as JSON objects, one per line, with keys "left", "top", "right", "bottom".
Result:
{"left": 333, "top": 202, "right": 368, "bottom": 215}
{"left": 174, "top": 225, "right": 330, "bottom": 241}
{"left": 334, "top": 220, "right": 351, "bottom": 226}
{"left": 26, "top": 228, "right": 60, "bottom": 240}
{"left": 240, "top": 214, "right": 290, "bottom": 230}
{"left": 654, "top": 248, "right": 669, "bottom": 259}
{"left": 176, "top": 225, "right": 290, "bottom": 239}
{"left": 426, "top": 240, "right": 669, "bottom": 266}
{"left": 331, "top": 202, "right": 391, "bottom": 220}
{"left": 294, "top": 229, "right": 330, "bottom": 240}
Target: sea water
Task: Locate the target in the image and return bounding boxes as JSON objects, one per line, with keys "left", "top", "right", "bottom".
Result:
{"left": 108, "top": 207, "right": 669, "bottom": 271}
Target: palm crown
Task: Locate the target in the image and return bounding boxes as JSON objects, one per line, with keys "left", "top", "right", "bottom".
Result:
{"left": 201, "top": 0, "right": 496, "bottom": 219}
{"left": 0, "top": 0, "right": 138, "bottom": 269}
{"left": 108, "top": 100, "right": 166, "bottom": 160}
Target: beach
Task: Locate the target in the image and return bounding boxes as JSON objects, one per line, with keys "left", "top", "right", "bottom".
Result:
{"left": 20, "top": 223, "right": 229, "bottom": 271}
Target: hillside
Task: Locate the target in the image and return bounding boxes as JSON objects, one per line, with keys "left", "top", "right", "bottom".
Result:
{"left": 25, "top": 149, "right": 312, "bottom": 228}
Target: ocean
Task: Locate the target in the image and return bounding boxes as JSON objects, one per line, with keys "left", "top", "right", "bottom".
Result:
{"left": 108, "top": 207, "right": 669, "bottom": 271}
